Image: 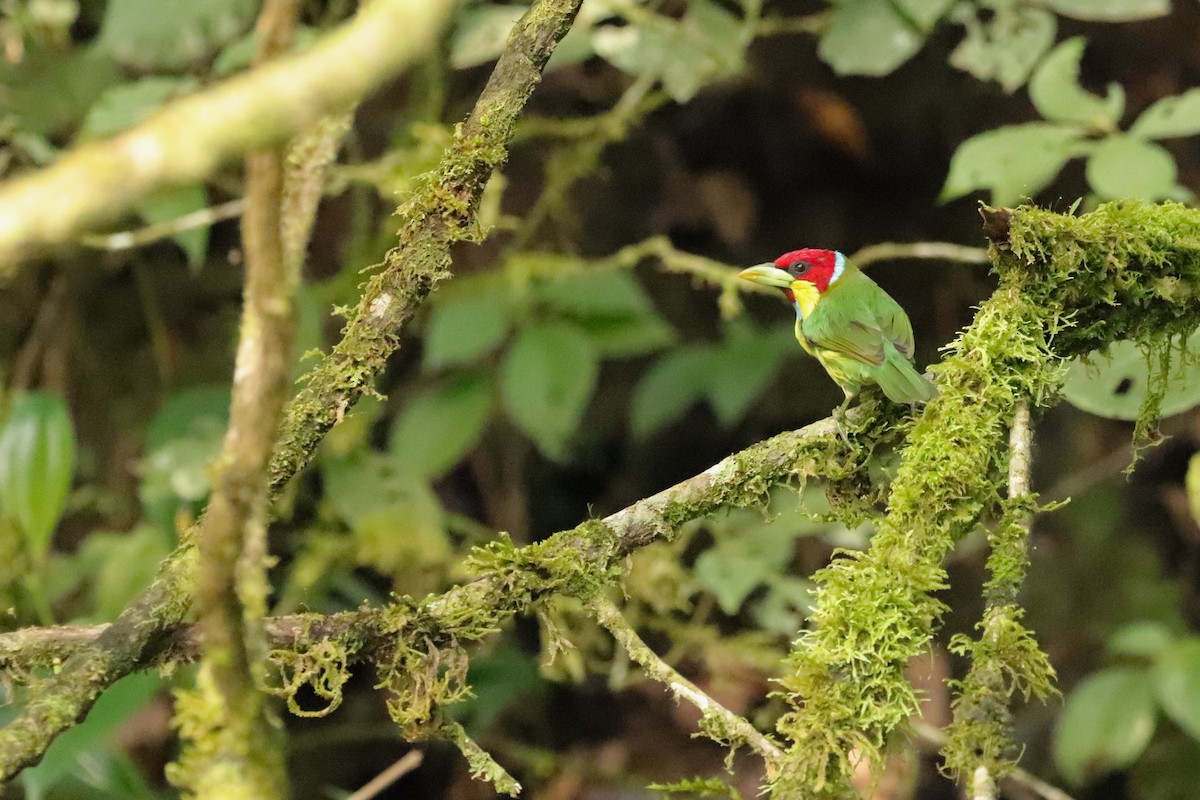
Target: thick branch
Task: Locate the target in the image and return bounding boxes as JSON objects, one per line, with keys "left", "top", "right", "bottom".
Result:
{"left": 0, "top": 0, "right": 453, "bottom": 270}
{"left": 1, "top": 413, "right": 860, "bottom": 675}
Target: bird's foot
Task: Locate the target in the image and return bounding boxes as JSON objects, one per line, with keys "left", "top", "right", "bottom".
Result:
{"left": 833, "top": 397, "right": 854, "bottom": 447}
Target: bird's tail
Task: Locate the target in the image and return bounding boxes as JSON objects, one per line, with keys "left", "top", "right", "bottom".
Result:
{"left": 876, "top": 342, "right": 936, "bottom": 405}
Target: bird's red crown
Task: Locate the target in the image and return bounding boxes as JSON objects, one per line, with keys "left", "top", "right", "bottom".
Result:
{"left": 772, "top": 248, "right": 840, "bottom": 293}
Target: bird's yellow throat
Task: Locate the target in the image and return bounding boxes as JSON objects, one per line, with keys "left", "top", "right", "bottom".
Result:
{"left": 791, "top": 280, "right": 820, "bottom": 318}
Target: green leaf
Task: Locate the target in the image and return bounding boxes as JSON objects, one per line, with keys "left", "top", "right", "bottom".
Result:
{"left": 0, "top": 48, "right": 121, "bottom": 136}
{"left": 705, "top": 323, "right": 791, "bottom": 427}
{"left": 133, "top": 183, "right": 210, "bottom": 269}
{"left": 20, "top": 672, "right": 161, "bottom": 799}
{"left": 452, "top": 644, "right": 543, "bottom": 736}
{"left": 941, "top": 122, "right": 1090, "bottom": 205}
{"left": 423, "top": 293, "right": 512, "bottom": 370}
{"left": 536, "top": 270, "right": 676, "bottom": 357}
{"left": 0, "top": 392, "right": 76, "bottom": 564}
{"left": 80, "top": 526, "right": 173, "bottom": 620}
{"left": 450, "top": 5, "right": 526, "bottom": 69}
{"left": 390, "top": 374, "right": 493, "bottom": 478}
{"left": 751, "top": 576, "right": 815, "bottom": 635}
{"left": 212, "top": 26, "right": 318, "bottom": 76}
{"left": 322, "top": 453, "right": 448, "bottom": 575}
{"left": 1131, "top": 89, "right": 1200, "bottom": 140}
{"left": 630, "top": 349, "right": 713, "bottom": 440}
{"left": 893, "top": 0, "right": 955, "bottom": 29}
{"left": 1154, "top": 638, "right": 1200, "bottom": 740}
{"left": 139, "top": 386, "right": 228, "bottom": 529}
{"left": 1038, "top": 0, "right": 1169, "bottom": 21}
{"left": 1053, "top": 668, "right": 1156, "bottom": 785}
{"left": 694, "top": 524, "right": 796, "bottom": 614}
{"left": 949, "top": 5, "right": 1056, "bottom": 93}
{"left": 97, "top": 0, "right": 257, "bottom": 70}
{"left": 1086, "top": 135, "right": 1177, "bottom": 200}
{"left": 501, "top": 322, "right": 599, "bottom": 459}
{"left": 818, "top": 0, "right": 924, "bottom": 77}
{"left": 572, "top": 314, "right": 676, "bottom": 357}
{"left": 534, "top": 270, "right": 659, "bottom": 320}
{"left": 79, "top": 76, "right": 198, "bottom": 140}
{"left": 592, "top": 0, "right": 745, "bottom": 103}
{"left": 1061, "top": 337, "right": 1200, "bottom": 421}
{"left": 1029, "top": 38, "right": 1124, "bottom": 130}
{"left": 1106, "top": 621, "right": 1174, "bottom": 660}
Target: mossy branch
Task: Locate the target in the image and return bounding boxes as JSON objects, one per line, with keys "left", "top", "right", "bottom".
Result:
{"left": 943, "top": 401, "right": 1056, "bottom": 782}
{"left": 266, "top": 0, "right": 585, "bottom": 494}
{"left": 0, "top": 0, "right": 454, "bottom": 271}
{"left": 169, "top": 4, "right": 299, "bottom": 796}
{"left": 0, "top": 413, "right": 867, "bottom": 783}
{"left": 0, "top": 0, "right": 582, "bottom": 781}
{"left": 772, "top": 200, "right": 1200, "bottom": 798}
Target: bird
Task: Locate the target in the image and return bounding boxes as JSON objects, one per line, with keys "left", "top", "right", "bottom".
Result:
{"left": 737, "top": 248, "right": 934, "bottom": 422}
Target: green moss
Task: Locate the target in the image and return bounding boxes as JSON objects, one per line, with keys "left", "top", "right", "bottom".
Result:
{"left": 1004, "top": 200, "right": 1200, "bottom": 444}
{"left": 167, "top": 666, "right": 287, "bottom": 800}
{"left": 942, "top": 608, "right": 1056, "bottom": 779}
{"left": 767, "top": 201, "right": 1200, "bottom": 797}
{"left": 267, "top": 638, "right": 352, "bottom": 718}
{"left": 772, "top": 274, "right": 1057, "bottom": 797}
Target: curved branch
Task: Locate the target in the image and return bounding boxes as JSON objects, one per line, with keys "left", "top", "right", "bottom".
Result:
{"left": 589, "top": 595, "right": 785, "bottom": 776}
{"left": 0, "top": 0, "right": 453, "bottom": 270}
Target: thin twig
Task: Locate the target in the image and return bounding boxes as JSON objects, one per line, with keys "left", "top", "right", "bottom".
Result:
{"left": 850, "top": 241, "right": 989, "bottom": 269}
{"left": 753, "top": 12, "right": 831, "bottom": 35}
{"left": 346, "top": 750, "right": 424, "bottom": 800}
{"left": 77, "top": 200, "right": 245, "bottom": 252}
{"left": 10, "top": 273, "right": 69, "bottom": 391}
{"left": 588, "top": 594, "right": 784, "bottom": 778}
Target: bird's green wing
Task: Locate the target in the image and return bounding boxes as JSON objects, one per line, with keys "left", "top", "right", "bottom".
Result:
{"left": 803, "top": 272, "right": 914, "bottom": 366}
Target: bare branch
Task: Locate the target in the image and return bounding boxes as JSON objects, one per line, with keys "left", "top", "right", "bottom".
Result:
{"left": 589, "top": 594, "right": 784, "bottom": 777}
{"left": 850, "top": 241, "right": 990, "bottom": 269}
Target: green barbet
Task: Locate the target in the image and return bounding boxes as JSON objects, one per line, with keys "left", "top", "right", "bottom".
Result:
{"left": 738, "top": 248, "right": 934, "bottom": 414}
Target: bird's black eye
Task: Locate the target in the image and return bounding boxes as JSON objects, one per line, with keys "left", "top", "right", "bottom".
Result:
{"left": 788, "top": 260, "right": 812, "bottom": 277}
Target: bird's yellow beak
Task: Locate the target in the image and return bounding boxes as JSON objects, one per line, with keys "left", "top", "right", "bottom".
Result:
{"left": 737, "top": 264, "right": 793, "bottom": 289}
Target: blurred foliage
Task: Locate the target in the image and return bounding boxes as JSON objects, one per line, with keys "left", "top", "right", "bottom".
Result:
{"left": 5, "top": 0, "right": 1200, "bottom": 798}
